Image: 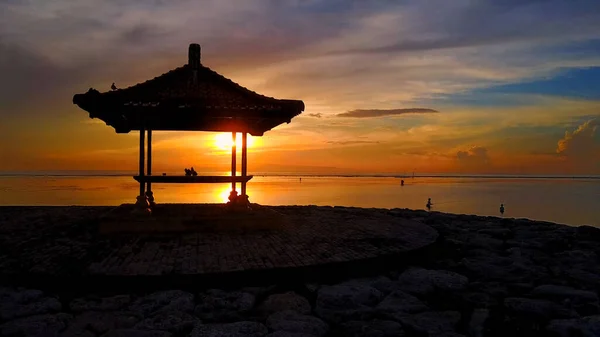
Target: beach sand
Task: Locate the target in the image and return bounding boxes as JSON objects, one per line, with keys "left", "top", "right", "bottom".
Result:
{"left": 1, "top": 205, "right": 600, "bottom": 336}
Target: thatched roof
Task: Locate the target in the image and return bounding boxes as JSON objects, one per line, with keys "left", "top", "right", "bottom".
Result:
{"left": 73, "top": 44, "right": 304, "bottom": 136}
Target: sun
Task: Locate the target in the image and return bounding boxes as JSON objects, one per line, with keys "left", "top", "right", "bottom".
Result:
{"left": 214, "top": 133, "right": 256, "bottom": 150}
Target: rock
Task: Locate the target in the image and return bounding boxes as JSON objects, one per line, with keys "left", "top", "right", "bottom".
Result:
{"left": 191, "top": 321, "right": 268, "bottom": 337}
{"left": 61, "top": 311, "right": 142, "bottom": 336}
{"left": 266, "top": 310, "right": 329, "bottom": 337}
{"left": 469, "top": 282, "right": 510, "bottom": 299}
{"left": 69, "top": 295, "right": 130, "bottom": 312}
{"left": 467, "top": 309, "right": 488, "bottom": 337}
{"left": 0, "top": 313, "right": 71, "bottom": 337}
{"left": 504, "top": 297, "right": 578, "bottom": 320}
{"left": 195, "top": 289, "right": 255, "bottom": 322}
{"left": 397, "top": 311, "right": 461, "bottom": 335}
{"left": 241, "top": 286, "right": 277, "bottom": 299}
{"left": 340, "top": 276, "right": 398, "bottom": 295}
{"left": 101, "top": 329, "right": 172, "bottom": 337}
{"left": 397, "top": 268, "right": 468, "bottom": 295}
{"left": 135, "top": 310, "right": 198, "bottom": 333}
{"left": 477, "top": 228, "right": 512, "bottom": 240}
{"left": 315, "top": 284, "right": 383, "bottom": 323}
{"left": 546, "top": 315, "right": 600, "bottom": 336}
{"left": 564, "top": 268, "right": 600, "bottom": 289}
{"left": 576, "top": 226, "right": 600, "bottom": 241}
{"left": 129, "top": 290, "right": 194, "bottom": 316}
{"left": 461, "top": 234, "right": 504, "bottom": 250}
{"left": 0, "top": 296, "right": 62, "bottom": 321}
{"left": 339, "top": 319, "right": 405, "bottom": 337}
{"left": 556, "top": 250, "right": 598, "bottom": 270}
{"left": 0, "top": 288, "right": 44, "bottom": 304}
{"left": 266, "top": 332, "right": 316, "bottom": 337}
{"left": 376, "top": 290, "right": 428, "bottom": 314}
{"left": 305, "top": 284, "right": 320, "bottom": 294}
{"left": 461, "top": 253, "right": 548, "bottom": 283}
{"left": 457, "top": 292, "right": 497, "bottom": 309}
{"left": 258, "top": 292, "right": 311, "bottom": 316}
{"left": 532, "top": 285, "right": 598, "bottom": 305}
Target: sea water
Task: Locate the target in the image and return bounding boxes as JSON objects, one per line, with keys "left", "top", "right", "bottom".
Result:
{"left": 0, "top": 174, "right": 598, "bottom": 226}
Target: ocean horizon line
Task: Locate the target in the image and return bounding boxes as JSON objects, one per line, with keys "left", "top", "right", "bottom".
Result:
{"left": 0, "top": 171, "right": 599, "bottom": 180}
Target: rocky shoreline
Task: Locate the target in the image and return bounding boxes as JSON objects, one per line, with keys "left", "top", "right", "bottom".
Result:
{"left": 1, "top": 206, "right": 600, "bottom": 336}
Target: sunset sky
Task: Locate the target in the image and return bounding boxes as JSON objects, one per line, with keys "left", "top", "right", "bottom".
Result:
{"left": 1, "top": 0, "right": 599, "bottom": 175}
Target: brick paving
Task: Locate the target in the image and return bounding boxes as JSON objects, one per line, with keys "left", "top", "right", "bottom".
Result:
{"left": 0, "top": 205, "right": 437, "bottom": 279}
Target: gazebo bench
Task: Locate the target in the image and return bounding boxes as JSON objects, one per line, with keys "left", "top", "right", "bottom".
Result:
{"left": 133, "top": 175, "right": 253, "bottom": 184}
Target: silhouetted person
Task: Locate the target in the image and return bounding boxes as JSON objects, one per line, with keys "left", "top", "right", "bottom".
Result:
{"left": 500, "top": 203, "right": 505, "bottom": 215}
{"left": 401, "top": 179, "right": 404, "bottom": 186}
{"left": 190, "top": 167, "right": 198, "bottom": 176}
{"left": 300, "top": 177, "right": 302, "bottom": 183}
{"left": 426, "top": 198, "right": 432, "bottom": 210}
{"left": 184, "top": 168, "right": 191, "bottom": 176}
{"left": 111, "top": 82, "right": 117, "bottom": 91}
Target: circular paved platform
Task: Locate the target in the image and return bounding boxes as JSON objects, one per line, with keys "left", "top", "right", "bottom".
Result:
{"left": 0, "top": 205, "right": 438, "bottom": 291}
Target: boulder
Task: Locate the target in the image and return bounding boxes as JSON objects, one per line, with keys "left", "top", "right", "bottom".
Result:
{"left": 467, "top": 308, "right": 488, "bottom": 337}
{"left": 190, "top": 321, "right": 268, "bottom": 337}
{"left": 339, "top": 319, "right": 405, "bottom": 337}
{"left": 546, "top": 315, "right": 600, "bottom": 337}
{"left": 397, "top": 268, "right": 468, "bottom": 295}
{"left": 576, "top": 226, "right": 600, "bottom": 241}
{"left": 477, "top": 228, "right": 512, "bottom": 240}
{"left": 397, "top": 311, "right": 461, "bottom": 335}
{"left": 315, "top": 284, "right": 383, "bottom": 323}
{"left": 195, "top": 289, "right": 255, "bottom": 322}
{"left": 101, "top": 329, "right": 171, "bottom": 337}
{"left": 461, "top": 253, "right": 548, "bottom": 283}
{"left": 0, "top": 296, "right": 62, "bottom": 321}
{"left": 340, "top": 276, "right": 398, "bottom": 295}
{"left": 504, "top": 297, "right": 578, "bottom": 320}
{"left": 258, "top": 292, "right": 311, "bottom": 316}
{"left": 0, "top": 313, "right": 71, "bottom": 337}
{"left": 456, "top": 292, "right": 497, "bottom": 309}
{"left": 61, "top": 311, "right": 142, "bottom": 336}
{"left": 266, "top": 310, "right": 329, "bottom": 337}
{"left": 532, "top": 285, "right": 598, "bottom": 305}
{"left": 0, "top": 288, "right": 44, "bottom": 304}
{"left": 135, "top": 310, "right": 198, "bottom": 333}
{"left": 69, "top": 295, "right": 130, "bottom": 312}
{"left": 460, "top": 234, "right": 504, "bottom": 251}
{"left": 129, "top": 290, "right": 194, "bottom": 316}
{"left": 376, "top": 291, "right": 429, "bottom": 314}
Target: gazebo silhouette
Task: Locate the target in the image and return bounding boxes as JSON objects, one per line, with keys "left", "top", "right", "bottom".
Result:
{"left": 73, "top": 44, "right": 304, "bottom": 211}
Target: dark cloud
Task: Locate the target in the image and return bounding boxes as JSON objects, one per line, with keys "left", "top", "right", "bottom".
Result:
{"left": 308, "top": 113, "right": 322, "bottom": 118}
{"left": 119, "top": 23, "right": 173, "bottom": 46}
{"left": 557, "top": 118, "right": 599, "bottom": 159}
{"left": 327, "top": 140, "right": 380, "bottom": 145}
{"left": 0, "top": 43, "right": 72, "bottom": 111}
{"left": 338, "top": 108, "right": 439, "bottom": 118}
{"left": 327, "top": 0, "right": 600, "bottom": 57}
{"left": 457, "top": 146, "right": 490, "bottom": 166}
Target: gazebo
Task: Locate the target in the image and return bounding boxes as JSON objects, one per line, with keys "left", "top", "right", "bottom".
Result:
{"left": 73, "top": 43, "right": 304, "bottom": 211}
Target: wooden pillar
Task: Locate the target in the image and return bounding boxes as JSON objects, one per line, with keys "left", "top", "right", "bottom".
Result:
{"left": 147, "top": 129, "right": 152, "bottom": 190}
{"left": 139, "top": 128, "right": 145, "bottom": 198}
{"left": 231, "top": 132, "right": 237, "bottom": 191}
{"left": 146, "top": 129, "right": 155, "bottom": 206}
{"left": 134, "top": 126, "right": 150, "bottom": 211}
{"left": 241, "top": 132, "right": 248, "bottom": 197}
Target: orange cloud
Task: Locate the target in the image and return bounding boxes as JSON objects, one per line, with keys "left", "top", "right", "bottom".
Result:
{"left": 456, "top": 146, "right": 490, "bottom": 167}
{"left": 557, "top": 119, "right": 599, "bottom": 157}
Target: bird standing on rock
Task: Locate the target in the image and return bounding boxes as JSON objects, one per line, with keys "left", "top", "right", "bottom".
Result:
{"left": 500, "top": 204, "right": 505, "bottom": 215}
{"left": 111, "top": 83, "right": 117, "bottom": 91}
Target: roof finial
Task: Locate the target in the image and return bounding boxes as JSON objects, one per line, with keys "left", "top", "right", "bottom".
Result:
{"left": 189, "top": 43, "right": 201, "bottom": 69}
